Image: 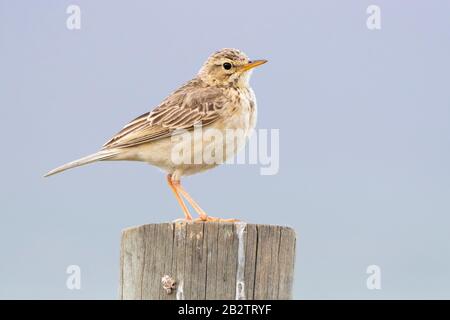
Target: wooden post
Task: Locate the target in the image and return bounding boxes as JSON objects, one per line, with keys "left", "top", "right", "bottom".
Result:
{"left": 119, "top": 222, "right": 296, "bottom": 300}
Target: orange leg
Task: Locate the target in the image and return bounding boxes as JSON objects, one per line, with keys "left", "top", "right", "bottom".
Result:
{"left": 167, "top": 174, "right": 192, "bottom": 221}
{"left": 172, "top": 179, "right": 239, "bottom": 222}
{"left": 173, "top": 181, "right": 208, "bottom": 221}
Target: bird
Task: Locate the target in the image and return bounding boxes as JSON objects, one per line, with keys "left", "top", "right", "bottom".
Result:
{"left": 45, "top": 48, "right": 267, "bottom": 222}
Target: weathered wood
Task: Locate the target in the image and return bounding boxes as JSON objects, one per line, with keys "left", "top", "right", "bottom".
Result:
{"left": 119, "top": 222, "right": 296, "bottom": 300}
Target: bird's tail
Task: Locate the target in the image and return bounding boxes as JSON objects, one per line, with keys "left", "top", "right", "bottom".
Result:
{"left": 44, "top": 149, "right": 120, "bottom": 177}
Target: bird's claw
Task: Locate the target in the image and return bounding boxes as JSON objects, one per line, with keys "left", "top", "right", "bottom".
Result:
{"left": 173, "top": 216, "right": 240, "bottom": 223}
{"left": 195, "top": 216, "right": 240, "bottom": 223}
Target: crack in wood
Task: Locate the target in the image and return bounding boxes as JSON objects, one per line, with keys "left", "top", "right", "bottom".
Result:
{"left": 119, "top": 222, "right": 295, "bottom": 300}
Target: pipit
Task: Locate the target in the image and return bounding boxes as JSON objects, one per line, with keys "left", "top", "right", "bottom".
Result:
{"left": 45, "top": 48, "right": 267, "bottom": 222}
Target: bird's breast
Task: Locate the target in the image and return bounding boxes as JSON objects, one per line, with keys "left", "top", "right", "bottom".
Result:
{"left": 222, "top": 87, "right": 257, "bottom": 134}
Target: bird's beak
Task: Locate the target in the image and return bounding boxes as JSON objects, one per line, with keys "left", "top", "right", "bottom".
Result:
{"left": 240, "top": 59, "right": 268, "bottom": 72}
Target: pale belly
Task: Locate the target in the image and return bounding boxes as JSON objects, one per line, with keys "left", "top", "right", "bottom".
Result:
{"left": 125, "top": 93, "right": 257, "bottom": 180}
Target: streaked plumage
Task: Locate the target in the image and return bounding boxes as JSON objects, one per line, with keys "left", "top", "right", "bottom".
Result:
{"left": 45, "top": 48, "right": 267, "bottom": 221}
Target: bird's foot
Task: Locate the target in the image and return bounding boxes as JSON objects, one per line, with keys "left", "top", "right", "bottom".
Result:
{"left": 172, "top": 216, "right": 240, "bottom": 223}
{"left": 194, "top": 216, "right": 240, "bottom": 223}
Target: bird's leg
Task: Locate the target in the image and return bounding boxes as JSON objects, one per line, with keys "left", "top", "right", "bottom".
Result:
{"left": 167, "top": 174, "right": 193, "bottom": 221}
{"left": 171, "top": 180, "right": 208, "bottom": 221}
{"left": 173, "top": 180, "right": 239, "bottom": 222}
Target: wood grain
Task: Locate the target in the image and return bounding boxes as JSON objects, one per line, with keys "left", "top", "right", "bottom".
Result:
{"left": 119, "top": 222, "right": 296, "bottom": 300}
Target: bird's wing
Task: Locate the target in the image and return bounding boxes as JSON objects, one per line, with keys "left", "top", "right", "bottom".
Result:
{"left": 102, "top": 81, "right": 228, "bottom": 149}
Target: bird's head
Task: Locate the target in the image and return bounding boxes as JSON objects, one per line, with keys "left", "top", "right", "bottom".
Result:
{"left": 198, "top": 48, "right": 267, "bottom": 87}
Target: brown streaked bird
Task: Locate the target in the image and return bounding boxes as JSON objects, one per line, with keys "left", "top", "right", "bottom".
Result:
{"left": 45, "top": 48, "right": 267, "bottom": 222}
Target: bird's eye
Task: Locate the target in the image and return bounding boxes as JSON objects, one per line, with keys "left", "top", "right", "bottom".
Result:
{"left": 223, "top": 62, "right": 232, "bottom": 70}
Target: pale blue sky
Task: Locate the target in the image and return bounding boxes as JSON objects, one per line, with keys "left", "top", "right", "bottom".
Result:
{"left": 1, "top": 0, "right": 450, "bottom": 299}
